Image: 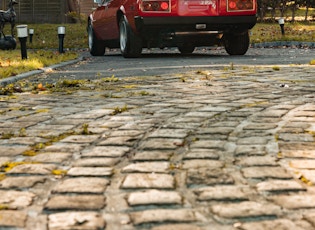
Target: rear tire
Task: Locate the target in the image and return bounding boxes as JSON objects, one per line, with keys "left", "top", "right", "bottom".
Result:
{"left": 224, "top": 31, "right": 250, "bottom": 55}
{"left": 178, "top": 44, "right": 195, "bottom": 54}
{"left": 88, "top": 21, "right": 105, "bottom": 56}
{"left": 119, "top": 16, "right": 142, "bottom": 58}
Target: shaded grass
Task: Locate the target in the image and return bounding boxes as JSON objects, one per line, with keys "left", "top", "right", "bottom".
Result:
{"left": 0, "top": 50, "right": 78, "bottom": 79}
{"left": 2, "top": 23, "right": 87, "bottom": 49}
{"left": 250, "top": 22, "right": 315, "bottom": 43}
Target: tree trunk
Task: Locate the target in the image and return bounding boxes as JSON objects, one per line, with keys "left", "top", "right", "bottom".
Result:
{"left": 305, "top": 5, "right": 309, "bottom": 21}
{"left": 291, "top": 4, "right": 296, "bottom": 22}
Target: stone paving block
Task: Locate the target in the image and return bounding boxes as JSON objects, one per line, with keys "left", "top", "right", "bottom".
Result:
{"left": 81, "top": 146, "right": 130, "bottom": 157}
{"left": 147, "top": 129, "right": 188, "bottom": 138}
{"left": 256, "top": 180, "right": 306, "bottom": 192}
{"left": 298, "top": 170, "right": 315, "bottom": 184}
{"left": 48, "top": 212, "right": 106, "bottom": 230}
{"left": 183, "top": 149, "right": 220, "bottom": 160}
{"left": 130, "top": 209, "right": 196, "bottom": 225}
{"left": 109, "top": 130, "right": 144, "bottom": 137}
{"left": 133, "top": 150, "right": 174, "bottom": 161}
{"left": 256, "top": 109, "right": 288, "bottom": 118}
{"left": 183, "top": 160, "right": 223, "bottom": 169}
{"left": 7, "top": 163, "right": 56, "bottom": 175}
{"left": 269, "top": 194, "right": 315, "bottom": 209}
{"left": 303, "top": 212, "right": 315, "bottom": 226}
{"left": 67, "top": 167, "right": 113, "bottom": 176}
{"left": 288, "top": 160, "right": 315, "bottom": 169}
{"left": 243, "top": 123, "right": 278, "bottom": 130}
{"left": 1, "top": 136, "right": 48, "bottom": 145}
{"left": 236, "top": 156, "right": 278, "bottom": 167}
{"left": 190, "top": 140, "right": 225, "bottom": 149}
{"left": 44, "top": 143, "right": 85, "bottom": 153}
{"left": 151, "top": 224, "right": 203, "bottom": 230}
{"left": 279, "top": 143, "right": 315, "bottom": 158}
{"left": 235, "top": 219, "right": 306, "bottom": 230}
{"left": 121, "top": 173, "right": 175, "bottom": 189}
{"left": 66, "top": 109, "right": 113, "bottom": 119}
{"left": 127, "top": 189, "right": 182, "bottom": 206}
{"left": 74, "top": 157, "right": 120, "bottom": 167}
{"left": 98, "top": 136, "right": 137, "bottom": 147}
{"left": 28, "top": 129, "right": 73, "bottom": 138}
{"left": 27, "top": 152, "right": 72, "bottom": 163}
{"left": 196, "top": 127, "right": 234, "bottom": 135}
{"left": 45, "top": 195, "right": 106, "bottom": 210}
{"left": 242, "top": 166, "right": 293, "bottom": 179}
{"left": 163, "top": 122, "right": 201, "bottom": 129}
{"left": 0, "top": 190, "right": 35, "bottom": 209}
{"left": 237, "top": 137, "right": 269, "bottom": 145}
{"left": 198, "top": 106, "right": 231, "bottom": 112}
{"left": 278, "top": 133, "right": 314, "bottom": 142}
{"left": 211, "top": 201, "right": 282, "bottom": 219}
{"left": 26, "top": 214, "right": 48, "bottom": 230}
{"left": 52, "top": 177, "right": 109, "bottom": 194}
{"left": 0, "top": 145, "right": 30, "bottom": 156}
{"left": 235, "top": 145, "right": 266, "bottom": 156}
{"left": 187, "top": 168, "right": 234, "bottom": 186}
{"left": 0, "top": 176, "right": 46, "bottom": 189}
{"left": 194, "top": 186, "right": 252, "bottom": 201}
{"left": 0, "top": 157, "right": 10, "bottom": 165}
{"left": 209, "top": 121, "right": 239, "bottom": 127}
{"left": 139, "top": 138, "right": 184, "bottom": 150}
{"left": 60, "top": 135, "right": 100, "bottom": 143}
{"left": 0, "top": 210, "right": 27, "bottom": 228}
{"left": 122, "top": 162, "right": 170, "bottom": 173}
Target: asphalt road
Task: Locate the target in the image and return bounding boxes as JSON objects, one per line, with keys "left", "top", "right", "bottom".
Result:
{"left": 25, "top": 47, "right": 315, "bottom": 83}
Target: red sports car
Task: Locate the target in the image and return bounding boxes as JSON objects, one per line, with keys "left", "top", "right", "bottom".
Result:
{"left": 88, "top": 0, "right": 257, "bottom": 58}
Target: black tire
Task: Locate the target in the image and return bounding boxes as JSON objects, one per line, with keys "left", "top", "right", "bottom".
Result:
{"left": 119, "top": 16, "right": 142, "bottom": 58}
{"left": 224, "top": 31, "right": 250, "bottom": 55}
{"left": 88, "top": 21, "right": 105, "bottom": 56}
{"left": 178, "top": 44, "right": 195, "bottom": 54}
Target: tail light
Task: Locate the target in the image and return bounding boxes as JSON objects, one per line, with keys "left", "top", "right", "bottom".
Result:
{"left": 227, "top": 0, "right": 254, "bottom": 11}
{"left": 141, "top": 0, "right": 171, "bottom": 12}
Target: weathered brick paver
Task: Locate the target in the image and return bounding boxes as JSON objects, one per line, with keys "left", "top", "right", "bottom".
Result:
{"left": 0, "top": 55, "right": 315, "bottom": 229}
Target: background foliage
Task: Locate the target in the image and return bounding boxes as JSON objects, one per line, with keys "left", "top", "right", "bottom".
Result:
{"left": 257, "top": 0, "right": 315, "bottom": 22}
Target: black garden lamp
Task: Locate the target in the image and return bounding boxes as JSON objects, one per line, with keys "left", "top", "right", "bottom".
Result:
{"left": 58, "top": 26, "right": 65, "bottom": 53}
{"left": 29, "top": 28, "right": 34, "bottom": 43}
{"left": 278, "top": 18, "right": 285, "bottom": 35}
{"left": 16, "top": 24, "right": 28, "bottom": 59}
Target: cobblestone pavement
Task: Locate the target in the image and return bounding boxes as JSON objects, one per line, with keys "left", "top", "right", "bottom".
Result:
{"left": 0, "top": 54, "right": 315, "bottom": 229}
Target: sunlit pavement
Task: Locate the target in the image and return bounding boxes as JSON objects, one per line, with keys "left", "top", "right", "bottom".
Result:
{"left": 1, "top": 48, "right": 315, "bottom": 229}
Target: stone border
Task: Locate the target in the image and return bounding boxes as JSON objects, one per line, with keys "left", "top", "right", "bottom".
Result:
{"left": 251, "top": 41, "right": 315, "bottom": 48}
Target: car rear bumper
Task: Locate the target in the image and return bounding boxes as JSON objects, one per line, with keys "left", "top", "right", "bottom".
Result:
{"left": 135, "top": 15, "right": 257, "bottom": 32}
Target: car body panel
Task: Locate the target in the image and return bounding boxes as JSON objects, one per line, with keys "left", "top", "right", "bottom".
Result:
{"left": 89, "top": 0, "right": 257, "bottom": 55}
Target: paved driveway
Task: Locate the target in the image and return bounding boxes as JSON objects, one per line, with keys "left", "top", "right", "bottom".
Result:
{"left": 0, "top": 48, "right": 315, "bottom": 229}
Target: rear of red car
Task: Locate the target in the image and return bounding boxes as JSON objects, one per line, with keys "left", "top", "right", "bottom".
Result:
{"left": 88, "top": 0, "right": 257, "bottom": 57}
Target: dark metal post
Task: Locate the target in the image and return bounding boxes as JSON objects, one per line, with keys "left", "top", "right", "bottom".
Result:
{"left": 16, "top": 25, "right": 28, "bottom": 59}
{"left": 278, "top": 18, "right": 285, "bottom": 35}
{"left": 29, "top": 29, "right": 34, "bottom": 43}
{"left": 58, "top": 26, "right": 65, "bottom": 53}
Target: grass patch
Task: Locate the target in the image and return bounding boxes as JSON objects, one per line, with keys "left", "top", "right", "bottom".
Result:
{"left": 3, "top": 23, "right": 87, "bottom": 49}
{"left": 111, "top": 105, "right": 129, "bottom": 115}
{"left": 251, "top": 22, "right": 315, "bottom": 43}
{"left": 0, "top": 50, "right": 78, "bottom": 79}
